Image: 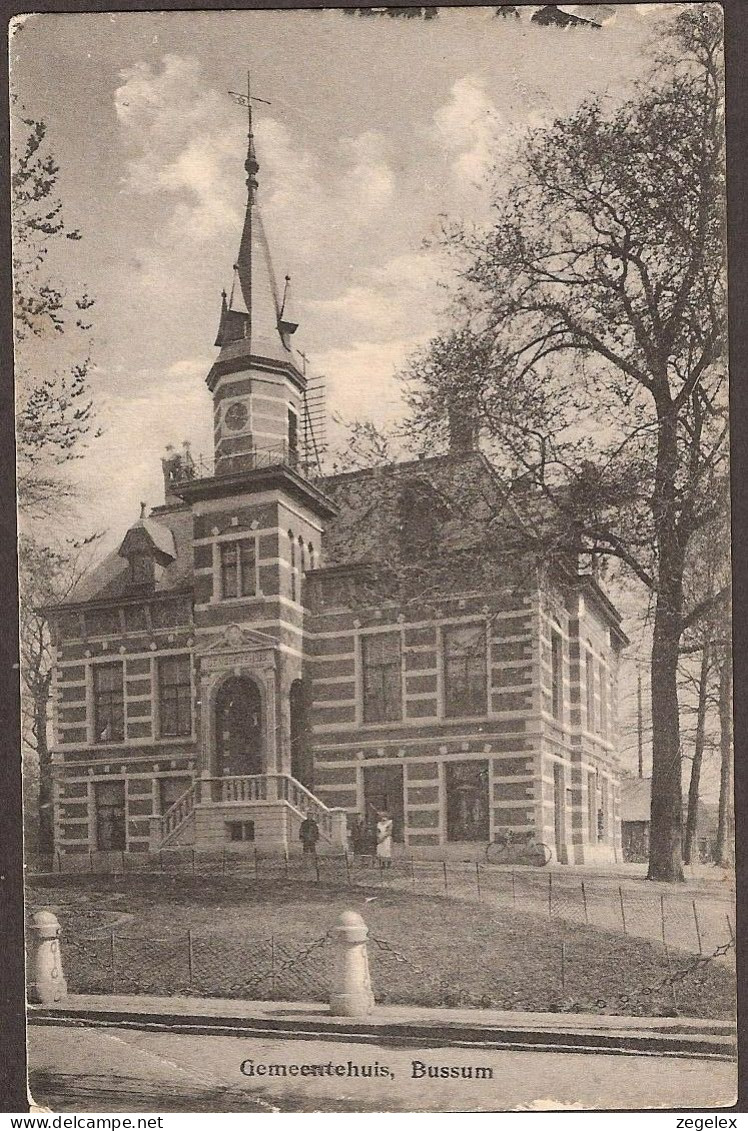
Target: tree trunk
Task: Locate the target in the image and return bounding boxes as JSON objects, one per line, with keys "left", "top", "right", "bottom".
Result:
{"left": 35, "top": 677, "right": 54, "bottom": 854}
{"left": 648, "top": 408, "right": 685, "bottom": 882}
{"left": 683, "top": 644, "right": 710, "bottom": 866}
{"left": 715, "top": 645, "right": 733, "bottom": 867}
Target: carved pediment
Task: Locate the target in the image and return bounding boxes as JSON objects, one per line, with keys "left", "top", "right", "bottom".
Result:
{"left": 198, "top": 623, "right": 279, "bottom": 656}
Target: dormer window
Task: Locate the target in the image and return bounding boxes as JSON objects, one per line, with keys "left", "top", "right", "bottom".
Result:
{"left": 130, "top": 553, "right": 155, "bottom": 588}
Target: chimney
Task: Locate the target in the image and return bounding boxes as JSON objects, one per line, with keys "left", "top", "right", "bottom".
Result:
{"left": 447, "top": 405, "right": 478, "bottom": 454}
{"left": 161, "top": 444, "right": 182, "bottom": 506}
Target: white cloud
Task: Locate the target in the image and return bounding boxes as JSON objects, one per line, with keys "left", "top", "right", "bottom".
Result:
{"left": 432, "top": 75, "right": 502, "bottom": 185}
{"left": 307, "top": 249, "right": 446, "bottom": 340}
{"left": 115, "top": 54, "right": 240, "bottom": 250}
{"left": 341, "top": 131, "right": 394, "bottom": 209}
{"left": 315, "top": 335, "right": 427, "bottom": 429}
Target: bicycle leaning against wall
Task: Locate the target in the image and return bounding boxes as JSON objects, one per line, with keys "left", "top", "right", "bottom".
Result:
{"left": 485, "top": 829, "right": 552, "bottom": 867}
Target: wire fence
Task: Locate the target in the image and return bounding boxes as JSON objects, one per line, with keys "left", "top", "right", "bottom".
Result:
{"left": 27, "top": 849, "right": 734, "bottom": 958}
{"left": 28, "top": 919, "right": 735, "bottom": 1020}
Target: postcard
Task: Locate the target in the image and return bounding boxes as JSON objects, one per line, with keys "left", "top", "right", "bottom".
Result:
{"left": 11, "top": 2, "right": 736, "bottom": 1114}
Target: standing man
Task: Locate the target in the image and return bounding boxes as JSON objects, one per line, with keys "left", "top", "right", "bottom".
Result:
{"left": 299, "top": 813, "right": 320, "bottom": 856}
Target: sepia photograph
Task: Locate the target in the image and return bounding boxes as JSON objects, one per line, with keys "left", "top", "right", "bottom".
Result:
{"left": 10, "top": 1, "right": 736, "bottom": 1114}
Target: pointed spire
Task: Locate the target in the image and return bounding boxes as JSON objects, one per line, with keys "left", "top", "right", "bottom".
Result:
{"left": 224, "top": 72, "right": 298, "bottom": 366}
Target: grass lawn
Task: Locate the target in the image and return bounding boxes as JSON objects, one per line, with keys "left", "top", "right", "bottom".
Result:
{"left": 27, "top": 874, "right": 735, "bottom": 1019}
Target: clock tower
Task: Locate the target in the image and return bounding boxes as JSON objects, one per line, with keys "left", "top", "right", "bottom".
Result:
{"left": 172, "top": 95, "right": 336, "bottom": 792}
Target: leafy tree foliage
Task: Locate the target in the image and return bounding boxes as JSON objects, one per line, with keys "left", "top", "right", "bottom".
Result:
{"left": 402, "top": 7, "right": 727, "bottom": 880}
{"left": 13, "top": 110, "right": 100, "bottom": 851}
{"left": 12, "top": 111, "right": 97, "bottom": 517}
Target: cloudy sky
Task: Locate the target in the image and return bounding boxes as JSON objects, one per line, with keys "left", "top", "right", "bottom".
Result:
{"left": 11, "top": 4, "right": 678, "bottom": 544}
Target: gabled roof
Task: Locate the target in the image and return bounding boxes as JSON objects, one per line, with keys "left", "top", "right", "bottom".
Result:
{"left": 61, "top": 506, "right": 193, "bottom": 607}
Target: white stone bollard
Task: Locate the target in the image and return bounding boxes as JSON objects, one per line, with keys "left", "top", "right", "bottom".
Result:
{"left": 329, "top": 910, "right": 375, "bottom": 1017}
{"left": 29, "top": 910, "right": 68, "bottom": 1005}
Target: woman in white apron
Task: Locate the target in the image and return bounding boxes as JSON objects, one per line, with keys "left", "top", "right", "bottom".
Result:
{"left": 376, "top": 812, "right": 393, "bottom": 868}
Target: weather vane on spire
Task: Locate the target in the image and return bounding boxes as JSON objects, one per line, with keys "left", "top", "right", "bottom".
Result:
{"left": 229, "top": 73, "right": 271, "bottom": 201}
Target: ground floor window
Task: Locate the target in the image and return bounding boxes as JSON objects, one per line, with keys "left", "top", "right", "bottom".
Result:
{"left": 227, "top": 820, "right": 255, "bottom": 842}
{"left": 95, "top": 781, "right": 125, "bottom": 850}
{"left": 445, "top": 760, "right": 489, "bottom": 842}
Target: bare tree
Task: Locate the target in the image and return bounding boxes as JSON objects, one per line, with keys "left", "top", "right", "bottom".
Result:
{"left": 402, "top": 8, "right": 727, "bottom": 881}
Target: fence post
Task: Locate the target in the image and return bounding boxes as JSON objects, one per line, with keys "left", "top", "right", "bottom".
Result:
{"left": 660, "top": 893, "right": 667, "bottom": 947}
{"left": 89, "top": 849, "right": 93, "bottom": 872}
{"left": 329, "top": 911, "right": 374, "bottom": 1017}
{"left": 475, "top": 861, "right": 482, "bottom": 902}
{"left": 692, "top": 900, "right": 703, "bottom": 955}
{"left": 28, "top": 911, "right": 68, "bottom": 1005}
{"left": 663, "top": 942, "right": 679, "bottom": 1016}
{"left": 56, "top": 851, "right": 62, "bottom": 874}
{"left": 187, "top": 929, "right": 194, "bottom": 987}
{"left": 619, "top": 886, "right": 627, "bottom": 935}
{"left": 548, "top": 873, "right": 553, "bottom": 919}
{"left": 581, "top": 880, "right": 588, "bottom": 924}
{"left": 315, "top": 854, "right": 321, "bottom": 883}
{"left": 443, "top": 860, "right": 448, "bottom": 895}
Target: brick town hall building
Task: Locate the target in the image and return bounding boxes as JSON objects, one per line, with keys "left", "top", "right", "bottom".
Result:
{"left": 46, "top": 115, "right": 627, "bottom": 865}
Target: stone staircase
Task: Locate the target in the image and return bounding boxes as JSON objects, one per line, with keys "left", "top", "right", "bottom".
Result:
{"left": 150, "top": 774, "right": 348, "bottom": 854}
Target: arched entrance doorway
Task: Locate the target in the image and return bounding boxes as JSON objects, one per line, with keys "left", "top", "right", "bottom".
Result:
{"left": 215, "top": 676, "right": 263, "bottom": 777}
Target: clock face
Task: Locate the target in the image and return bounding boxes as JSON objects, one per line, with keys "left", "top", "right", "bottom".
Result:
{"left": 224, "top": 401, "right": 249, "bottom": 432}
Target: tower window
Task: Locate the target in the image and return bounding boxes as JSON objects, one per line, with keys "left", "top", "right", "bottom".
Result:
{"left": 443, "top": 624, "right": 487, "bottom": 719}
{"left": 551, "top": 628, "right": 563, "bottom": 721}
{"left": 289, "top": 531, "right": 298, "bottom": 602}
{"left": 158, "top": 654, "right": 192, "bottom": 737}
{"left": 220, "top": 539, "right": 256, "bottom": 599}
{"left": 362, "top": 632, "right": 402, "bottom": 723}
{"left": 288, "top": 408, "right": 298, "bottom": 464}
{"left": 93, "top": 663, "right": 125, "bottom": 743}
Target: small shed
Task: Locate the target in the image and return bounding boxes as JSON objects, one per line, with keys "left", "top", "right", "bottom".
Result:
{"left": 621, "top": 777, "right": 719, "bottom": 863}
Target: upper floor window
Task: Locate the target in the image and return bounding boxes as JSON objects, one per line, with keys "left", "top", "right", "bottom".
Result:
{"left": 93, "top": 662, "right": 125, "bottom": 743}
{"left": 158, "top": 654, "right": 192, "bottom": 737}
{"left": 443, "top": 624, "right": 487, "bottom": 719}
{"left": 599, "top": 662, "right": 609, "bottom": 737}
{"left": 551, "top": 628, "right": 563, "bottom": 721}
{"left": 220, "top": 539, "right": 256, "bottom": 599}
{"left": 585, "top": 648, "right": 596, "bottom": 732}
{"left": 362, "top": 632, "right": 402, "bottom": 723}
